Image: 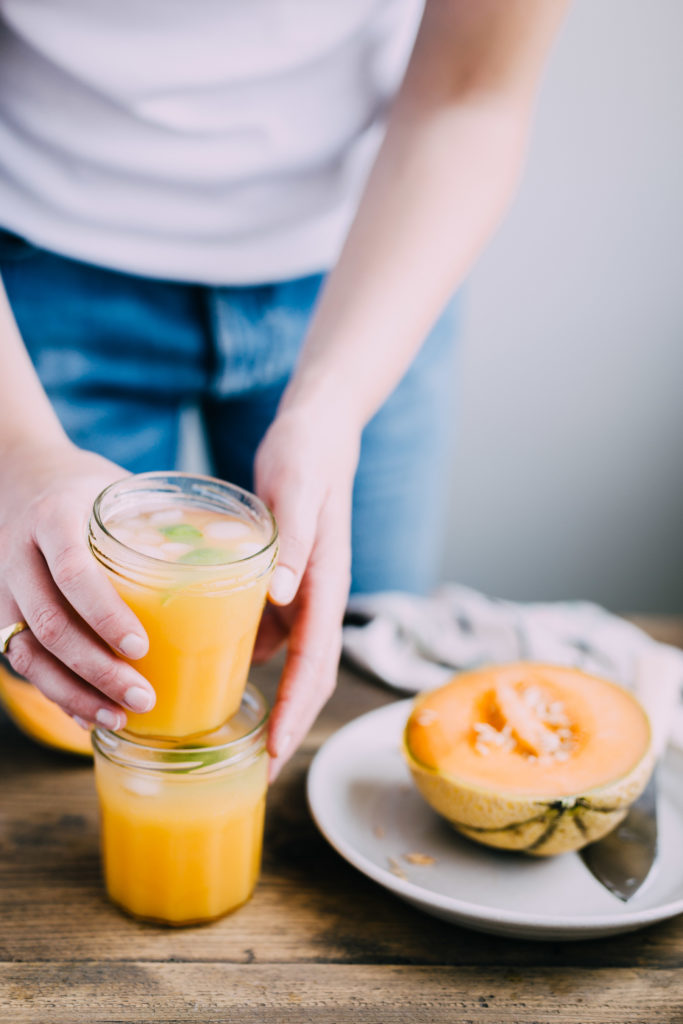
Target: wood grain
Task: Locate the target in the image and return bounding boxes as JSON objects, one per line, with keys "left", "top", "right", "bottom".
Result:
{"left": 3, "top": 964, "right": 683, "bottom": 1024}
{"left": 1, "top": 619, "right": 682, "bottom": 1024}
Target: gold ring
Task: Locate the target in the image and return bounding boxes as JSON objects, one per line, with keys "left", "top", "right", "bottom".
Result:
{"left": 0, "top": 621, "right": 29, "bottom": 656}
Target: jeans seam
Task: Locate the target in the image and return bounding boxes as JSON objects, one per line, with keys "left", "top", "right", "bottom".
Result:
{"left": 207, "top": 286, "right": 235, "bottom": 398}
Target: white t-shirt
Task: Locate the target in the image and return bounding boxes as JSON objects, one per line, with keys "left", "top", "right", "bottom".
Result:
{"left": 0, "top": 0, "right": 422, "bottom": 284}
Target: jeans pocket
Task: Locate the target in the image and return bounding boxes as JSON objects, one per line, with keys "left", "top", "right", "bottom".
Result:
{"left": 0, "top": 227, "right": 40, "bottom": 263}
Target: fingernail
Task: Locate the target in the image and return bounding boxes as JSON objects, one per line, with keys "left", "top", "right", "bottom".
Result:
{"left": 123, "top": 685, "right": 156, "bottom": 713}
{"left": 73, "top": 716, "right": 90, "bottom": 731}
{"left": 269, "top": 567, "right": 298, "bottom": 605}
{"left": 96, "top": 708, "right": 124, "bottom": 730}
{"left": 119, "top": 633, "right": 148, "bottom": 659}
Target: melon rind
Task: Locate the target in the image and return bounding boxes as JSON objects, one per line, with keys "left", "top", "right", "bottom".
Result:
{"left": 0, "top": 663, "right": 93, "bottom": 757}
{"left": 403, "top": 706, "right": 655, "bottom": 857}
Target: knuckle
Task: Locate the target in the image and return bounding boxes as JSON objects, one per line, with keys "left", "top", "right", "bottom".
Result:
{"left": 32, "top": 491, "right": 66, "bottom": 523}
{"left": 89, "top": 659, "right": 122, "bottom": 696}
{"left": 260, "top": 466, "right": 315, "bottom": 515}
{"left": 36, "top": 680, "right": 91, "bottom": 721}
{"left": 32, "top": 604, "right": 69, "bottom": 649}
{"left": 280, "top": 524, "right": 316, "bottom": 566}
{"left": 0, "top": 528, "right": 30, "bottom": 578}
{"left": 51, "top": 545, "right": 88, "bottom": 592}
{"left": 57, "top": 694, "right": 85, "bottom": 720}
{"left": 280, "top": 535, "right": 310, "bottom": 567}
{"left": 90, "top": 609, "right": 123, "bottom": 641}
{"left": 7, "top": 640, "right": 33, "bottom": 680}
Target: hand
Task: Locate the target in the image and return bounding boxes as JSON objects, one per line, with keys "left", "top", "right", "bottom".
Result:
{"left": 253, "top": 404, "right": 360, "bottom": 779}
{"left": 0, "top": 440, "right": 154, "bottom": 729}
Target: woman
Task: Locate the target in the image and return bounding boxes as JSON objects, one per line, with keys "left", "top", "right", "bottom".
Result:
{"left": 0, "top": 0, "right": 567, "bottom": 775}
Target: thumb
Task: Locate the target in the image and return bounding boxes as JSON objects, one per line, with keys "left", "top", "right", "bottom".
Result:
{"left": 264, "top": 480, "right": 318, "bottom": 606}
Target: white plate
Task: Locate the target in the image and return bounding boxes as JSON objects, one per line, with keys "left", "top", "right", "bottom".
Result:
{"left": 307, "top": 700, "right": 683, "bottom": 940}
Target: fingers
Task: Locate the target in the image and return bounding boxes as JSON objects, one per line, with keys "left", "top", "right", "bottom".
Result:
{"left": 34, "top": 508, "right": 149, "bottom": 659}
{"left": 0, "top": 452, "right": 154, "bottom": 722}
{"left": 5, "top": 543, "right": 156, "bottom": 715}
{"left": 267, "top": 629, "right": 342, "bottom": 781}
{"left": 264, "top": 478, "right": 318, "bottom": 607}
{"left": 2, "top": 617, "right": 127, "bottom": 729}
{"left": 267, "top": 497, "right": 351, "bottom": 780}
{"left": 254, "top": 410, "right": 359, "bottom": 612}
{"left": 252, "top": 606, "right": 290, "bottom": 663}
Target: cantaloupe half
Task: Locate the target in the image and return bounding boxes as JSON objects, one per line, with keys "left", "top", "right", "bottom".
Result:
{"left": 403, "top": 662, "right": 654, "bottom": 856}
{"left": 0, "top": 662, "right": 92, "bottom": 757}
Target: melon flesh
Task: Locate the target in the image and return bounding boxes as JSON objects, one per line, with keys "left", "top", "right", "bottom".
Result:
{"left": 404, "top": 663, "right": 654, "bottom": 856}
{"left": 0, "top": 663, "right": 92, "bottom": 757}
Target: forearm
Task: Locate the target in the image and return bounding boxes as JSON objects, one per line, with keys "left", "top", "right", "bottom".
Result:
{"left": 283, "top": 97, "right": 528, "bottom": 427}
{"left": 281, "top": 0, "right": 568, "bottom": 429}
{"left": 0, "top": 277, "right": 69, "bottom": 460}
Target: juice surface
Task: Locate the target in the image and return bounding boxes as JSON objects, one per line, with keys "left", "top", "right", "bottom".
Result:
{"left": 106, "top": 504, "right": 267, "bottom": 566}
{"left": 101, "top": 503, "right": 274, "bottom": 737}
{"left": 94, "top": 751, "right": 268, "bottom": 925}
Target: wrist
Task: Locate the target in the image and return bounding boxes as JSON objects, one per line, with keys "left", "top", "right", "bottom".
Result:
{"left": 278, "top": 360, "right": 368, "bottom": 438}
{"left": 0, "top": 426, "right": 71, "bottom": 459}
{"left": 0, "top": 432, "right": 75, "bottom": 488}
{"left": 0, "top": 405, "right": 71, "bottom": 458}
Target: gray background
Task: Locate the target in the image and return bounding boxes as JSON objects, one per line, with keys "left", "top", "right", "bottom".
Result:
{"left": 184, "top": 0, "right": 683, "bottom": 613}
{"left": 442, "top": 0, "right": 683, "bottom": 613}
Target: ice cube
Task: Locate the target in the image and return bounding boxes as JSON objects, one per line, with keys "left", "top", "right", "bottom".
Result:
{"left": 235, "top": 540, "right": 263, "bottom": 557}
{"left": 159, "top": 542, "right": 194, "bottom": 560}
{"left": 109, "top": 527, "right": 136, "bottom": 547}
{"left": 148, "top": 508, "right": 186, "bottom": 526}
{"left": 134, "top": 544, "right": 167, "bottom": 559}
{"left": 204, "top": 519, "right": 253, "bottom": 541}
{"left": 136, "top": 530, "right": 167, "bottom": 546}
{"left": 124, "top": 774, "right": 161, "bottom": 797}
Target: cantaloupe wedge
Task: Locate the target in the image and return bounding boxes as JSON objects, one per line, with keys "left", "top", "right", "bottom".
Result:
{"left": 403, "top": 662, "right": 654, "bottom": 856}
{"left": 0, "top": 662, "right": 92, "bottom": 756}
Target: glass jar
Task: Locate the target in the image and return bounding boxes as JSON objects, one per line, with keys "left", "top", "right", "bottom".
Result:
{"left": 92, "top": 684, "right": 269, "bottom": 926}
{"left": 89, "top": 472, "right": 277, "bottom": 738}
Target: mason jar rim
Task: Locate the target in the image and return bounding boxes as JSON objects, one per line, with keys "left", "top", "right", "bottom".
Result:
{"left": 90, "top": 471, "right": 278, "bottom": 575}
{"left": 92, "top": 684, "right": 269, "bottom": 775}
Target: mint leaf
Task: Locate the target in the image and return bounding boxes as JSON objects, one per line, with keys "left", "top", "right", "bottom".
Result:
{"left": 159, "top": 524, "right": 203, "bottom": 541}
{"left": 178, "top": 546, "right": 233, "bottom": 565}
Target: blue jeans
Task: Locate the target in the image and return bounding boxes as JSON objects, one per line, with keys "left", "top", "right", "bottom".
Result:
{"left": 0, "top": 230, "right": 460, "bottom": 594}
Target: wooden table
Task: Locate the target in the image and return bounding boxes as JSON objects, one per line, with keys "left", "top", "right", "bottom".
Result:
{"left": 2, "top": 618, "right": 682, "bottom": 1024}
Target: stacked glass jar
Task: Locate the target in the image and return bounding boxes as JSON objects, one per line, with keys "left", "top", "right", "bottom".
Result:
{"left": 88, "top": 473, "right": 278, "bottom": 926}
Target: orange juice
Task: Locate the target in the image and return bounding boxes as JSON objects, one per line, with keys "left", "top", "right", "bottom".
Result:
{"left": 89, "top": 473, "right": 277, "bottom": 738}
{"left": 92, "top": 685, "right": 269, "bottom": 925}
